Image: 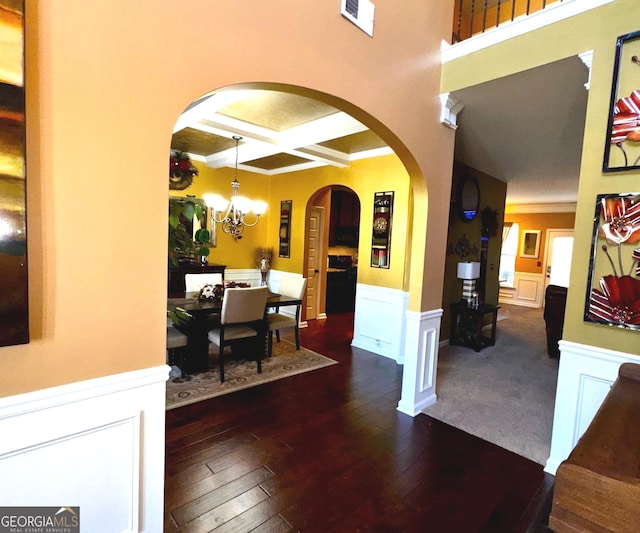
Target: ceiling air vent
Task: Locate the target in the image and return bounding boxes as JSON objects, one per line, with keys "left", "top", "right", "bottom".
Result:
{"left": 341, "top": 0, "right": 375, "bottom": 37}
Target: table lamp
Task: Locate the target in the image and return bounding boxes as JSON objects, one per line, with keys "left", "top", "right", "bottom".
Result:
{"left": 457, "top": 261, "right": 481, "bottom": 306}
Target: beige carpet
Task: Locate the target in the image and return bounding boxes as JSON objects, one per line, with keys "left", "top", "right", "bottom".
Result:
{"left": 423, "top": 304, "right": 559, "bottom": 465}
{"left": 166, "top": 339, "right": 337, "bottom": 410}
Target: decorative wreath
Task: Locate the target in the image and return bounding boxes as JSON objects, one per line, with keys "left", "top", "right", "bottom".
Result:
{"left": 169, "top": 151, "right": 198, "bottom": 190}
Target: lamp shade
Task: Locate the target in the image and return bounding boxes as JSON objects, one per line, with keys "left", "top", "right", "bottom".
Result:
{"left": 457, "top": 261, "right": 480, "bottom": 280}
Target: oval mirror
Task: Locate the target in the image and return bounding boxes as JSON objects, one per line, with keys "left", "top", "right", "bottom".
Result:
{"left": 459, "top": 176, "right": 480, "bottom": 221}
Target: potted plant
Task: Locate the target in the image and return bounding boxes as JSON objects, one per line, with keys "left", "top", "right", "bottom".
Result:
{"left": 169, "top": 198, "right": 211, "bottom": 266}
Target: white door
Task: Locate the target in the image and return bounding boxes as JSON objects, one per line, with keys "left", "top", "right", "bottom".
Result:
{"left": 306, "top": 207, "right": 324, "bottom": 320}
{"left": 544, "top": 229, "right": 574, "bottom": 289}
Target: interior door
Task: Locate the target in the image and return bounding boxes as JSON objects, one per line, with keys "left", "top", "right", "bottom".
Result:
{"left": 544, "top": 229, "right": 574, "bottom": 289}
{"left": 306, "top": 207, "right": 324, "bottom": 320}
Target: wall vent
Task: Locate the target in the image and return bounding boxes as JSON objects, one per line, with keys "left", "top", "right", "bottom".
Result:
{"left": 340, "top": 0, "right": 375, "bottom": 37}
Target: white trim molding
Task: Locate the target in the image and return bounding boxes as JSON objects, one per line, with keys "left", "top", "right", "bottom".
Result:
{"left": 505, "top": 202, "right": 577, "bottom": 214}
{"left": 545, "top": 340, "right": 640, "bottom": 475}
{"left": 397, "top": 308, "right": 443, "bottom": 416}
{"left": 0, "top": 366, "right": 169, "bottom": 533}
{"left": 578, "top": 50, "right": 594, "bottom": 90}
{"left": 440, "top": 93, "right": 464, "bottom": 130}
{"left": 352, "top": 284, "right": 409, "bottom": 362}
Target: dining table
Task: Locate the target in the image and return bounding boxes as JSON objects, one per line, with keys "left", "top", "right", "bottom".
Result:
{"left": 167, "top": 290, "right": 303, "bottom": 374}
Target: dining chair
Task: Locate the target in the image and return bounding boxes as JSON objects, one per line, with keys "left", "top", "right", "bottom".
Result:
{"left": 267, "top": 276, "right": 307, "bottom": 356}
{"left": 207, "top": 286, "right": 269, "bottom": 383}
{"left": 166, "top": 317, "right": 188, "bottom": 373}
{"left": 185, "top": 273, "right": 223, "bottom": 293}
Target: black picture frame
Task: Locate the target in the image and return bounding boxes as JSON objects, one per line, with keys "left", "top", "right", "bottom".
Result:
{"left": 371, "top": 191, "right": 393, "bottom": 268}
{"left": 603, "top": 29, "right": 640, "bottom": 172}
{"left": 279, "top": 200, "right": 292, "bottom": 258}
{"left": 584, "top": 192, "right": 640, "bottom": 331}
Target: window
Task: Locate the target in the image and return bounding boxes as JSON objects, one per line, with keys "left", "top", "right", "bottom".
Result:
{"left": 499, "top": 222, "right": 519, "bottom": 288}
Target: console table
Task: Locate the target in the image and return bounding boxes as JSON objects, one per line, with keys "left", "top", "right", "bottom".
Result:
{"left": 168, "top": 263, "right": 226, "bottom": 293}
{"left": 449, "top": 302, "right": 500, "bottom": 352}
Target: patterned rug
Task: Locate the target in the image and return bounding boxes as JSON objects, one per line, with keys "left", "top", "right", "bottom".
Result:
{"left": 166, "top": 339, "right": 337, "bottom": 410}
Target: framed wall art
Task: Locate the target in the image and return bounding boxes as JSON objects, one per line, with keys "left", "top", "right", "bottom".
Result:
{"left": 520, "top": 229, "right": 541, "bottom": 259}
{"left": 0, "top": 1, "right": 28, "bottom": 347}
{"left": 584, "top": 193, "right": 640, "bottom": 330}
{"left": 371, "top": 191, "right": 393, "bottom": 268}
{"left": 603, "top": 29, "right": 640, "bottom": 172}
{"left": 279, "top": 200, "right": 292, "bottom": 258}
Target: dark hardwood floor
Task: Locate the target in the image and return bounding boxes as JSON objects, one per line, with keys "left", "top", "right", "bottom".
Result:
{"left": 165, "top": 312, "right": 553, "bottom": 532}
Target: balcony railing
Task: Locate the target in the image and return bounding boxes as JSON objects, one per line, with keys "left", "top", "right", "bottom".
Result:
{"left": 452, "top": 0, "right": 565, "bottom": 43}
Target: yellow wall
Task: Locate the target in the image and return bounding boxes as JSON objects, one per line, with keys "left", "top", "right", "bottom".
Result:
{"left": 442, "top": 0, "right": 640, "bottom": 356}
{"left": 266, "top": 155, "right": 410, "bottom": 290}
{"left": 170, "top": 155, "right": 410, "bottom": 282}
{"left": 0, "top": 1, "right": 454, "bottom": 398}
{"left": 505, "top": 212, "right": 576, "bottom": 274}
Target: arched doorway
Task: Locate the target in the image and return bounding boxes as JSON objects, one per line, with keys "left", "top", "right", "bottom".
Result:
{"left": 304, "top": 185, "right": 360, "bottom": 322}
{"left": 168, "top": 83, "right": 442, "bottom": 416}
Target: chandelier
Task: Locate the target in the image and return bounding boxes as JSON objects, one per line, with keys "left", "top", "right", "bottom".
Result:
{"left": 203, "top": 136, "right": 267, "bottom": 241}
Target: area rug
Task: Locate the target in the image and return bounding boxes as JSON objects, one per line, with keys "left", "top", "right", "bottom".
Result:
{"left": 423, "top": 304, "right": 558, "bottom": 465}
{"left": 166, "top": 340, "right": 337, "bottom": 410}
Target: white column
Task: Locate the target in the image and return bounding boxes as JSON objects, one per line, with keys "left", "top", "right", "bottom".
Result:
{"left": 397, "top": 308, "right": 442, "bottom": 416}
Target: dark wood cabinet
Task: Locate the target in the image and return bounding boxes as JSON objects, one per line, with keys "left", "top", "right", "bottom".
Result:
{"left": 326, "top": 269, "right": 357, "bottom": 313}
{"left": 168, "top": 264, "right": 226, "bottom": 294}
{"left": 329, "top": 189, "right": 360, "bottom": 247}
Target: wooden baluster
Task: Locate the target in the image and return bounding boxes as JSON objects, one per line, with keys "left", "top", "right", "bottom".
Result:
{"left": 526, "top": 0, "right": 531, "bottom": 15}
{"left": 482, "top": 0, "right": 488, "bottom": 32}
{"left": 496, "top": 0, "right": 502, "bottom": 28}
{"left": 454, "top": 0, "right": 464, "bottom": 42}
{"left": 469, "top": 0, "right": 475, "bottom": 41}
{"left": 511, "top": 0, "right": 516, "bottom": 22}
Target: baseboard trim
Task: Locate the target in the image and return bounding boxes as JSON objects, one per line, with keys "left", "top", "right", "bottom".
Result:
{"left": 398, "top": 393, "right": 437, "bottom": 416}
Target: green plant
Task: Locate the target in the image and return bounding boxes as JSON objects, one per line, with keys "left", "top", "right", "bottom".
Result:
{"left": 168, "top": 198, "right": 210, "bottom": 266}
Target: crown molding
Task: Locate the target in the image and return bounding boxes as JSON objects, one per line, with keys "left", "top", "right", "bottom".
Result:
{"left": 505, "top": 202, "right": 577, "bottom": 214}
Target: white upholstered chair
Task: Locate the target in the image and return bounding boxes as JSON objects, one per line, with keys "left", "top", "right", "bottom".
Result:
{"left": 267, "top": 276, "right": 307, "bottom": 356}
{"left": 184, "top": 273, "right": 223, "bottom": 293}
{"left": 166, "top": 318, "right": 188, "bottom": 372}
{"left": 207, "top": 286, "right": 268, "bottom": 383}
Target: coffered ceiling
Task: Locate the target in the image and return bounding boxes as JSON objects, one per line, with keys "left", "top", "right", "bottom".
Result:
{"left": 171, "top": 90, "right": 392, "bottom": 176}
{"left": 172, "top": 56, "right": 588, "bottom": 208}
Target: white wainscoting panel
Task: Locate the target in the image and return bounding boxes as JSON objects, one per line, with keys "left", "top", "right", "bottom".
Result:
{"left": 545, "top": 341, "right": 640, "bottom": 475}
{"left": 397, "top": 308, "right": 443, "bottom": 416}
{"left": 225, "top": 268, "right": 263, "bottom": 288}
{"left": 499, "top": 272, "right": 544, "bottom": 308}
{"left": 352, "top": 284, "right": 408, "bottom": 362}
{"left": 0, "top": 365, "right": 169, "bottom": 533}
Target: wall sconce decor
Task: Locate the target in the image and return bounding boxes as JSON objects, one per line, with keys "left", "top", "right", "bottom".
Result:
{"left": 371, "top": 191, "right": 393, "bottom": 268}
{"left": 603, "top": 29, "right": 640, "bottom": 172}
{"left": 279, "top": 200, "right": 292, "bottom": 258}
{"left": 584, "top": 192, "right": 640, "bottom": 330}
{"left": 457, "top": 261, "right": 481, "bottom": 307}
